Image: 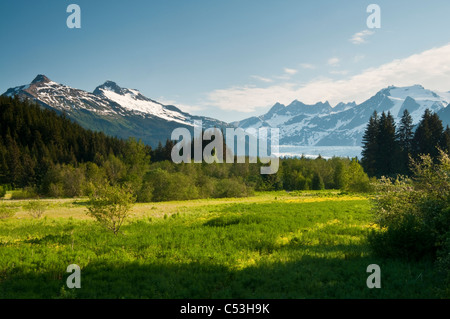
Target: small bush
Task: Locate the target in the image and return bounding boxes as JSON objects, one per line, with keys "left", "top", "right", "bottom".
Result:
{"left": 213, "top": 178, "right": 253, "bottom": 198}
{"left": 368, "top": 214, "right": 436, "bottom": 260}
{"left": 86, "top": 184, "right": 136, "bottom": 235}
{"left": 11, "top": 187, "right": 39, "bottom": 200}
{"left": 369, "top": 151, "right": 450, "bottom": 263}
{"left": 0, "top": 185, "right": 6, "bottom": 198}
{"left": 142, "top": 169, "right": 199, "bottom": 202}
{"left": 343, "top": 159, "right": 373, "bottom": 193}
{"left": 24, "top": 200, "right": 47, "bottom": 219}
{"left": 136, "top": 182, "right": 153, "bottom": 203}
{"left": 0, "top": 204, "right": 16, "bottom": 219}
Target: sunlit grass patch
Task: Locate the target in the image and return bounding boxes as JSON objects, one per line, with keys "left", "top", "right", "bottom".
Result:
{"left": 284, "top": 195, "right": 367, "bottom": 203}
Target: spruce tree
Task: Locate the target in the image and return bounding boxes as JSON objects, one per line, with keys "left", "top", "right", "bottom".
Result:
{"left": 412, "top": 109, "right": 444, "bottom": 160}
{"left": 440, "top": 125, "right": 450, "bottom": 154}
{"left": 396, "top": 109, "right": 414, "bottom": 175}
{"left": 375, "top": 111, "right": 398, "bottom": 177}
{"left": 361, "top": 111, "right": 379, "bottom": 177}
{"left": 163, "top": 139, "right": 175, "bottom": 161}
{"left": 311, "top": 172, "right": 324, "bottom": 190}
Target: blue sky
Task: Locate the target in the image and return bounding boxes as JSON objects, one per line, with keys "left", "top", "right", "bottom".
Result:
{"left": 1, "top": 0, "right": 450, "bottom": 122}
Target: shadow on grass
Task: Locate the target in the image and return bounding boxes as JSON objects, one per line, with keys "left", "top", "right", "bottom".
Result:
{"left": 0, "top": 248, "right": 443, "bottom": 299}
{"left": 71, "top": 200, "right": 90, "bottom": 206}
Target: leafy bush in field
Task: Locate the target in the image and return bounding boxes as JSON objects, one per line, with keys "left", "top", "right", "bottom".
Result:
{"left": 24, "top": 200, "right": 47, "bottom": 219}
{"left": 342, "top": 158, "right": 373, "bottom": 193}
{"left": 11, "top": 187, "right": 39, "bottom": 200}
{"left": 0, "top": 185, "right": 6, "bottom": 198}
{"left": 213, "top": 178, "right": 254, "bottom": 198}
{"left": 0, "top": 203, "right": 16, "bottom": 219}
{"left": 86, "top": 184, "right": 136, "bottom": 235}
{"left": 41, "top": 164, "right": 86, "bottom": 198}
{"left": 142, "top": 168, "right": 199, "bottom": 202}
{"left": 369, "top": 151, "right": 450, "bottom": 265}
{"left": 368, "top": 214, "right": 436, "bottom": 260}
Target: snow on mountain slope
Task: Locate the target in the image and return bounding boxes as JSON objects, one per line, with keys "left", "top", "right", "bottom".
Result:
{"left": 2, "top": 75, "right": 227, "bottom": 147}
{"left": 234, "top": 84, "right": 450, "bottom": 147}
{"left": 3, "top": 75, "right": 197, "bottom": 126}
{"left": 94, "top": 81, "right": 190, "bottom": 125}
{"left": 4, "top": 75, "right": 449, "bottom": 150}
{"left": 385, "top": 85, "right": 448, "bottom": 123}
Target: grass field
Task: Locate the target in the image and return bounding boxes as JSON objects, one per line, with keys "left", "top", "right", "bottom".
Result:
{"left": 0, "top": 191, "right": 445, "bottom": 298}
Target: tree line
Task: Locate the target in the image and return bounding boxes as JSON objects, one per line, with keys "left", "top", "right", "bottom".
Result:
{"left": 361, "top": 108, "right": 450, "bottom": 177}
{"left": 0, "top": 96, "right": 372, "bottom": 201}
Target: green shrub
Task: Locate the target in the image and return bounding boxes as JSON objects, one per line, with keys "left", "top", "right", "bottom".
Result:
{"left": 142, "top": 169, "right": 199, "bottom": 202}
{"left": 368, "top": 214, "right": 436, "bottom": 260}
{"left": 369, "top": 151, "right": 450, "bottom": 263}
{"left": 0, "top": 204, "right": 16, "bottom": 219}
{"left": 11, "top": 187, "right": 39, "bottom": 200}
{"left": 0, "top": 185, "right": 6, "bottom": 198}
{"left": 23, "top": 200, "right": 47, "bottom": 219}
{"left": 86, "top": 184, "right": 136, "bottom": 235}
{"left": 41, "top": 164, "right": 86, "bottom": 198}
{"left": 343, "top": 158, "right": 373, "bottom": 193}
{"left": 213, "top": 178, "right": 253, "bottom": 198}
{"left": 136, "top": 181, "right": 153, "bottom": 203}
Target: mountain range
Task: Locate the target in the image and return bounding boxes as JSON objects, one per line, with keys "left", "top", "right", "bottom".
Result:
{"left": 2, "top": 75, "right": 226, "bottom": 147}
{"left": 3, "top": 75, "right": 450, "bottom": 151}
{"left": 232, "top": 85, "right": 450, "bottom": 146}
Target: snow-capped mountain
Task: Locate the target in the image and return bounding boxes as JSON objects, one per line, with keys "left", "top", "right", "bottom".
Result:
{"left": 232, "top": 84, "right": 450, "bottom": 146}
{"left": 2, "top": 75, "right": 227, "bottom": 147}
{"left": 3, "top": 76, "right": 450, "bottom": 151}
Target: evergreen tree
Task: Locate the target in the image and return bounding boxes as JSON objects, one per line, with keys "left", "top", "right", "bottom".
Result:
{"left": 361, "top": 111, "right": 379, "bottom": 177}
{"left": 375, "top": 111, "right": 398, "bottom": 177}
{"left": 440, "top": 125, "right": 450, "bottom": 154}
{"left": 163, "top": 139, "right": 175, "bottom": 161}
{"left": 311, "top": 172, "right": 325, "bottom": 190}
{"left": 412, "top": 109, "right": 444, "bottom": 159}
{"left": 397, "top": 109, "right": 414, "bottom": 153}
{"left": 153, "top": 141, "right": 164, "bottom": 162}
{"left": 396, "top": 109, "right": 414, "bottom": 175}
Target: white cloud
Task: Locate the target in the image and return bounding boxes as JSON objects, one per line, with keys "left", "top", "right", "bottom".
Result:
{"left": 273, "top": 67, "right": 299, "bottom": 81}
{"left": 327, "top": 57, "right": 340, "bottom": 67}
{"left": 350, "top": 30, "right": 375, "bottom": 44}
{"left": 250, "top": 75, "right": 273, "bottom": 83}
{"left": 330, "top": 70, "right": 349, "bottom": 75}
{"left": 206, "top": 83, "right": 297, "bottom": 113}
{"left": 284, "top": 68, "right": 298, "bottom": 75}
{"left": 300, "top": 63, "right": 316, "bottom": 69}
{"left": 204, "top": 43, "right": 450, "bottom": 112}
{"left": 158, "top": 97, "right": 205, "bottom": 113}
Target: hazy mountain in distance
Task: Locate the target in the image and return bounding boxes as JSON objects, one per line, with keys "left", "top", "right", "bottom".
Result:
{"left": 232, "top": 85, "right": 450, "bottom": 147}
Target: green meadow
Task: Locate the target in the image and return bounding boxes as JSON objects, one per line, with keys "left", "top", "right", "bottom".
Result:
{"left": 0, "top": 191, "right": 445, "bottom": 298}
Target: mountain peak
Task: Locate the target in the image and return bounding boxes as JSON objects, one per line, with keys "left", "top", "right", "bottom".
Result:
{"left": 93, "top": 80, "right": 124, "bottom": 95}
{"left": 265, "top": 102, "right": 286, "bottom": 117}
{"left": 31, "top": 74, "right": 51, "bottom": 84}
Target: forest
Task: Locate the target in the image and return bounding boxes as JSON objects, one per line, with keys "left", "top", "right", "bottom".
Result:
{"left": 361, "top": 108, "right": 450, "bottom": 177}
{"left": 0, "top": 95, "right": 372, "bottom": 201}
